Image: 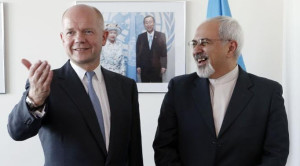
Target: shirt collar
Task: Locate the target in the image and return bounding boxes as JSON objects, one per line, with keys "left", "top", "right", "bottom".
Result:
{"left": 147, "top": 31, "right": 154, "bottom": 37}
{"left": 209, "top": 65, "right": 239, "bottom": 85}
{"left": 70, "top": 60, "right": 104, "bottom": 83}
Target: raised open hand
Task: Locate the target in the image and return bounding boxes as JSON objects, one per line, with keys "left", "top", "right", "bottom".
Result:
{"left": 22, "top": 59, "right": 53, "bottom": 106}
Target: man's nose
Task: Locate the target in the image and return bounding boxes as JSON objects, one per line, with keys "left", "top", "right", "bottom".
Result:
{"left": 75, "top": 33, "right": 86, "bottom": 43}
{"left": 193, "top": 44, "right": 204, "bottom": 55}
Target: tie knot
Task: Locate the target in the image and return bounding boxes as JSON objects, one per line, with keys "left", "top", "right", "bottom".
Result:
{"left": 86, "top": 71, "right": 95, "bottom": 82}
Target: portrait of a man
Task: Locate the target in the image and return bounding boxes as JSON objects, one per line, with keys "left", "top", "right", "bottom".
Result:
{"left": 136, "top": 15, "right": 167, "bottom": 83}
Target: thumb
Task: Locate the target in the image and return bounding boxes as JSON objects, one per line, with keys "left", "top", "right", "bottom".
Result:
{"left": 21, "top": 59, "right": 32, "bottom": 70}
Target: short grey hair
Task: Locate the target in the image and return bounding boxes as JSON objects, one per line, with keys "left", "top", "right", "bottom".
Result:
{"left": 206, "top": 16, "right": 244, "bottom": 58}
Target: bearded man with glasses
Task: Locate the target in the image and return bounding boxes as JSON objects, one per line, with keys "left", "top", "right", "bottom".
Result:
{"left": 153, "top": 16, "right": 289, "bottom": 166}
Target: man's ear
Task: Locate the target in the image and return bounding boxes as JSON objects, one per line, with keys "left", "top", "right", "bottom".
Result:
{"left": 60, "top": 32, "right": 65, "bottom": 43}
{"left": 102, "top": 30, "right": 108, "bottom": 46}
{"left": 226, "top": 40, "right": 238, "bottom": 58}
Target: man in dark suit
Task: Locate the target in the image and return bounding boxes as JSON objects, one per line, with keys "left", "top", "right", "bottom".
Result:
{"left": 136, "top": 15, "right": 167, "bottom": 82}
{"left": 153, "top": 16, "right": 289, "bottom": 166}
{"left": 7, "top": 4, "right": 143, "bottom": 166}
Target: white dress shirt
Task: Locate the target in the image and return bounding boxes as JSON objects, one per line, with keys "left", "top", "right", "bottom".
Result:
{"left": 147, "top": 31, "right": 154, "bottom": 49}
{"left": 147, "top": 31, "right": 154, "bottom": 40}
{"left": 209, "top": 65, "right": 239, "bottom": 136}
{"left": 70, "top": 61, "right": 111, "bottom": 150}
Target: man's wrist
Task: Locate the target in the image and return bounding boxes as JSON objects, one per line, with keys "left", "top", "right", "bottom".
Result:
{"left": 25, "top": 96, "right": 45, "bottom": 111}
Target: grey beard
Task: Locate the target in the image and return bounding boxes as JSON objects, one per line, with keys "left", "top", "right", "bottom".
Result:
{"left": 196, "top": 60, "right": 215, "bottom": 78}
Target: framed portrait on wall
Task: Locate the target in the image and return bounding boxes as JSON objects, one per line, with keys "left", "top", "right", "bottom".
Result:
{"left": 0, "top": 2, "right": 5, "bottom": 94}
{"left": 76, "top": 1, "right": 186, "bottom": 92}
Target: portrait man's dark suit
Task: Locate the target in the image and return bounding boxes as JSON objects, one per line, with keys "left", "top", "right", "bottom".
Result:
{"left": 8, "top": 61, "right": 143, "bottom": 166}
{"left": 136, "top": 31, "right": 167, "bottom": 82}
{"left": 153, "top": 66, "right": 289, "bottom": 166}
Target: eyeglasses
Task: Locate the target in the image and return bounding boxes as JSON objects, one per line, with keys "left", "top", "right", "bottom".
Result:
{"left": 188, "top": 38, "right": 229, "bottom": 48}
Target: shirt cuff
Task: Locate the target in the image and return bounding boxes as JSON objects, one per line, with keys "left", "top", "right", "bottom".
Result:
{"left": 29, "top": 105, "right": 46, "bottom": 119}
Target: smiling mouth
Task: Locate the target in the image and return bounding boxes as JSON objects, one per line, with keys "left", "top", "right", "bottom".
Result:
{"left": 73, "top": 48, "right": 89, "bottom": 51}
{"left": 198, "top": 57, "right": 208, "bottom": 63}
{"left": 194, "top": 54, "right": 208, "bottom": 64}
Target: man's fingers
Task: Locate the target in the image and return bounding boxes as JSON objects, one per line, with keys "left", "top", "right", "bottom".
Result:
{"left": 43, "top": 70, "right": 53, "bottom": 88}
{"left": 21, "top": 59, "right": 32, "bottom": 70}
{"left": 28, "top": 60, "right": 42, "bottom": 77}
{"left": 38, "top": 64, "right": 51, "bottom": 84}
{"left": 31, "top": 61, "right": 50, "bottom": 80}
{"left": 25, "top": 60, "right": 53, "bottom": 106}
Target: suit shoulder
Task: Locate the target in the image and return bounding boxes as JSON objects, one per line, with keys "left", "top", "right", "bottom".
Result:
{"left": 137, "top": 32, "right": 146, "bottom": 41}
{"left": 103, "top": 68, "right": 135, "bottom": 85}
{"left": 247, "top": 72, "right": 282, "bottom": 89}
{"left": 51, "top": 60, "right": 72, "bottom": 78}
{"left": 137, "top": 32, "right": 146, "bottom": 37}
{"left": 51, "top": 66, "right": 64, "bottom": 80}
{"left": 155, "top": 31, "right": 165, "bottom": 35}
{"left": 169, "top": 73, "right": 198, "bottom": 86}
{"left": 115, "top": 72, "right": 135, "bottom": 84}
{"left": 52, "top": 67, "right": 61, "bottom": 75}
{"left": 105, "top": 71, "right": 138, "bottom": 94}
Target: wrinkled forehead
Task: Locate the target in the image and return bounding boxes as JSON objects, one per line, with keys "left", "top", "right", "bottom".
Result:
{"left": 194, "top": 21, "right": 220, "bottom": 40}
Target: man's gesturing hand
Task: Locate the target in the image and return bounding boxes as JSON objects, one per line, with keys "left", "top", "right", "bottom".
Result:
{"left": 22, "top": 59, "right": 53, "bottom": 106}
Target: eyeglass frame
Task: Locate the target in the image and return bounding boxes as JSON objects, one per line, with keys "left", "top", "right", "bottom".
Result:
{"left": 187, "top": 38, "right": 230, "bottom": 48}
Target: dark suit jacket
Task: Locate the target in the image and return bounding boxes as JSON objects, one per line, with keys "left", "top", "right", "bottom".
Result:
{"left": 8, "top": 60, "right": 143, "bottom": 166}
{"left": 136, "top": 31, "right": 167, "bottom": 72}
{"left": 153, "top": 66, "right": 289, "bottom": 166}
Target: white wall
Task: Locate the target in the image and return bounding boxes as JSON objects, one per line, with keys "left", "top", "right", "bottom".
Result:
{"left": 0, "top": 0, "right": 289, "bottom": 165}
{"left": 283, "top": 0, "right": 300, "bottom": 166}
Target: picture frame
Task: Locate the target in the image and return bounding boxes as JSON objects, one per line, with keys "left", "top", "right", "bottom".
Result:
{"left": 76, "top": 1, "right": 186, "bottom": 92}
{"left": 0, "top": 2, "right": 5, "bottom": 94}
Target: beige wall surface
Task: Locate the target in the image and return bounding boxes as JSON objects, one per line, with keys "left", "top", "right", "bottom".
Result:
{"left": 0, "top": 0, "right": 285, "bottom": 165}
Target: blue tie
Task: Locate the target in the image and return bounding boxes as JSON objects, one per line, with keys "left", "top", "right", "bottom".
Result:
{"left": 149, "top": 34, "right": 152, "bottom": 49}
{"left": 86, "top": 71, "right": 106, "bottom": 143}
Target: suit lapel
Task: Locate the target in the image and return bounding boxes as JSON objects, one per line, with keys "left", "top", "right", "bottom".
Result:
{"left": 144, "top": 31, "right": 157, "bottom": 50}
{"left": 192, "top": 77, "right": 216, "bottom": 137}
{"left": 152, "top": 31, "right": 158, "bottom": 49}
{"left": 101, "top": 68, "right": 124, "bottom": 159}
{"left": 218, "top": 67, "right": 254, "bottom": 137}
{"left": 56, "top": 61, "right": 108, "bottom": 155}
{"left": 142, "top": 32, "right": 151, "bottom": 51}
